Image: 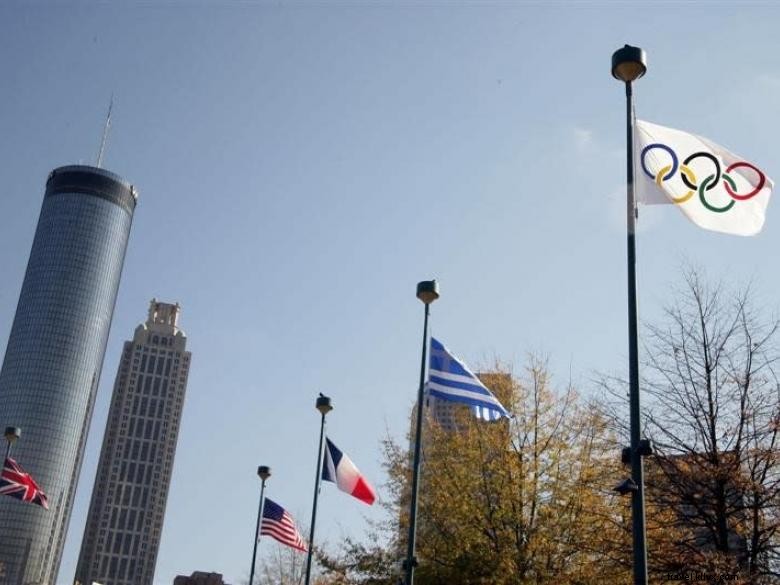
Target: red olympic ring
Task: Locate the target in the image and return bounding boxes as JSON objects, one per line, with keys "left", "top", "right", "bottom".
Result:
{"left": 723, "top": 161, "right": 766, "bottom": 201}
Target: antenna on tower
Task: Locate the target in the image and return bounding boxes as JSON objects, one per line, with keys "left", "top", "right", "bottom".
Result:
{"left": 96, "top": 95, "right": 113, "bottom": 168}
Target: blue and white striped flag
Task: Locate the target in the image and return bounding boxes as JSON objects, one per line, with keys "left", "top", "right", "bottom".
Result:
{"left": 427, "top": 337, "right": 510, "bottom": 421}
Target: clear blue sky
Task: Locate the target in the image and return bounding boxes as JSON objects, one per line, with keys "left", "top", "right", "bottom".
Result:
{"left": 1, "top": 2, "right": 780, "bottom": 584}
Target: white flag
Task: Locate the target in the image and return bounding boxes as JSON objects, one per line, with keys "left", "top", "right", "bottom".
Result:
{"left": 635, "top": 119, "right": 773, "bottom": 236}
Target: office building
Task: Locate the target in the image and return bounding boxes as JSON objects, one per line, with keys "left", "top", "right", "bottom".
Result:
{"left": 0, "top": 166, "right": 137, "bottom": 585}
{"left": 75, "top": 301, "right": 191, "bottom": 585}
{"left": 425, "top": 372, "right": 512, "bottom": 433}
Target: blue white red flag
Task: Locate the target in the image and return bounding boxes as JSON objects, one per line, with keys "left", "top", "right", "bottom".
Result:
{"left": 428, "top": 337, "right": 510, "bottom": 421}
{"left": 322, "top": 438, "right": 376, "bottom": 505}
{"left": 260, "top": 498, "right": 307, "bottom": 552}
{"left": 0, "top": 457, "right": 49, "bottom": 509}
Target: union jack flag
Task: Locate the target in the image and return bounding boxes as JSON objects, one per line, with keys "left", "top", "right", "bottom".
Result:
{"left": 0, "top": 457, "right": 49, "bottom": 509}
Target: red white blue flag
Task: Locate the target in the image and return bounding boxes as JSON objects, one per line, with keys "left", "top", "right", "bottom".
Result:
{"left": 322, "top": 438, "right": 376, "bottom": 505}
{"left": 0, "top": 457, "right": 49, "bottom": 509}
{"left": 260, "top": 498, "right": 307, "bottom": 552}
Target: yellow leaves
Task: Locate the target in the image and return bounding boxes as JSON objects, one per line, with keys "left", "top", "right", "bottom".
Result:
{"left": 399, "top": 363, "right": 629, "bottom": 585}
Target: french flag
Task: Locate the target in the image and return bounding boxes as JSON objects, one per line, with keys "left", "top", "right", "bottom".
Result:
{"left": 322, "top": 438, "right": 376, "bottom": 505}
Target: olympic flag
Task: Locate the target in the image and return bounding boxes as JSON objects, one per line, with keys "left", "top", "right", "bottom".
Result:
{"left": 635, "top": 119, "right": 773, "bottom": 236}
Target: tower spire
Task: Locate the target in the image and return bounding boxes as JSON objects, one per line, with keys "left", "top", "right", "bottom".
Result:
{"left": 96, "top": 95, "right": 113, "bottom": 168}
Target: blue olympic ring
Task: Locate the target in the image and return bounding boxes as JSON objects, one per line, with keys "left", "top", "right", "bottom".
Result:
{"left": 641, "top": 143, "right": 678, "bottom": 181}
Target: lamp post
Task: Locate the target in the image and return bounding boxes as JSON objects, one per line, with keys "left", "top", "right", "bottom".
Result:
{"left": 4, "top": 426, "right": 20, "bottom": 460}
{"left": 403, "top": 280, "right": 439, "bottom": 585}
{"left": 304, "top": 393, "right": 333, "bottom": 585}
{"left": 248, "top": 465, "right": 271, "bottom": 585}
{"left": 612, "top": 44, "right": 649, "bottom": 585}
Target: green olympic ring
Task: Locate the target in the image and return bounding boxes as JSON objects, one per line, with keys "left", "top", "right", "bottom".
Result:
{"left": 698, "top": 174, "right": 736, "bottom": 214}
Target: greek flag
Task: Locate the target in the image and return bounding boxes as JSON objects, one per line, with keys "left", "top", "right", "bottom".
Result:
{"left": 428, "top": 337, "right": 510, "bottom": 421}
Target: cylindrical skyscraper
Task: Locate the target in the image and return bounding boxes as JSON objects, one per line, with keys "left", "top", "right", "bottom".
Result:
{"left": 0, "top": 166, "right": 137, "bottom": 585}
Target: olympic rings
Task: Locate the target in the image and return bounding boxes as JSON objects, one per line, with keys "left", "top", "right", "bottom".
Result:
{"left": 641, "top": 144, "right": 677, "bottom": 181}
{"left": 640, "top": 143, "right": 767, "bottom": 213}
{"left": 724, "top": 161, "right": 766, "bottom": 200}
{"left": 698, "top": 175, "right": 734, "bottom": 213}
{"left": 682, "top": 152, "right": 720, "bottom": 192}
{"left": 656, "top": 164, "right": 695, "bottom": 203}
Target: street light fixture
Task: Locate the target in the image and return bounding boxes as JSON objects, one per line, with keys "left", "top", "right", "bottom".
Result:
{"left": 305, "top": 394, "right": 333, "bottom": 585}
{"left": 416, "top": 280, "right": 439, "bottom": 305}
{"left": 248, "top": 465, "right": 271, "bottom": 585}
{"left": 611, "top": 45, "right": 647, "bottom": 83}
{"left": 316, "top": 394, "right": 333, "bottom": 416}
{"left": 404, "top": 279, "right": 439, "bottom": 585}
{"left": 4, "top": 426, "right": 20, "bottom": 459}
{"left": 612, "top": 43, "right": 649, "bottom": 585}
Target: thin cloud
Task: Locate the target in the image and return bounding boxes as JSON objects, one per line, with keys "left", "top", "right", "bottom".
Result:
{"left": 574, "top": 127, "right": 594, "bottom": 152}
{"left": 757, "top": 73, "right": 780, "bottom": 89}
{"left": 571, "top": 126, "right": 622, "bottom": 160}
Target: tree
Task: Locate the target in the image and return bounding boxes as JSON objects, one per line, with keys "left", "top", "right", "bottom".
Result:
{"left": 603, "top": 269, "right": 780, "bottom": 582}
{"left": 322, "top": 359, "right": 629, "bottom": 584}
{"left": 243, "top": 543, "right": 316, "bottom": 585}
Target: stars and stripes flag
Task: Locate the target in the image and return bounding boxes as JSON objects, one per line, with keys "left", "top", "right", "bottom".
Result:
{"left": 260, "top": 498, "right": 307, "bottom": 552}
{"left": 0, "top": 457, "right": 49, "bottom": 509}
{"left": 322, "top": 438, "right": 376, "bottom": 505}
{"left": 427, "top": 337, "right": 510, "bottom": 421}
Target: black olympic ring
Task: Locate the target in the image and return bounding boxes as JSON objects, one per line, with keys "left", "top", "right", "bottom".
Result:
{"left": 681, "top": 152, "right": 721, "bottom": 192}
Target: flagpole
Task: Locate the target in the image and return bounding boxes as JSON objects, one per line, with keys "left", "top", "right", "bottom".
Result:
{"left": 304, "top": 393, "right": 333, "bottom": 585}
{"left": 404, "top": 280, "right": 439, "bottom": 585}
{"left": 4, "top": 427, "right": 20, "bottom": 460}
{"left": 249, "top": 465, "right": 271, "bottom": 585}
{"left": 612, "top": 45, "right": 649, "bottom": 585}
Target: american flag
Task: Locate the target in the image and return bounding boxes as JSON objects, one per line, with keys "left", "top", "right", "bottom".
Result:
{"left": 0, "top": 457, "right": 49, "bottom": 509}
{"left": 260, "top": 498, "right": 307, "bottom": 552}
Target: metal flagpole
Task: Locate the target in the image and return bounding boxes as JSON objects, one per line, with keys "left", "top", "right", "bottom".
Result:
{"left": 249, "top": 465, "right": 271, "bottom": 585}
{"left": 403, "top": 280, "right": 439, "bottom": 585}
{"left": 4, "top": 427, "right": 20, "bottom": 460}
{"left": 304, "top": 394, "right": 333, "bottom": 585}
{"left": 612, "top": 45, "right": 649, "bottom": 585}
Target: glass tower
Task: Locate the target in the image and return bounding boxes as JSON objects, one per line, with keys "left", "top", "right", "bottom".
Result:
{"left": 75, "top": 301, "right": 191, "bottom": 585}
{"left": 0, "top": 166, "right": 137, "bottom": 585}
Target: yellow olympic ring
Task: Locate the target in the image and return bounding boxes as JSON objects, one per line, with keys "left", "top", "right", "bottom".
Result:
{"left": 655, "top": 164, "right": 696, "bottom": 204}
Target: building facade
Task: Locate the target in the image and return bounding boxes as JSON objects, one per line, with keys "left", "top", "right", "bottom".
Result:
{"left": 75, "top": 301, "right": 191, "bottom": 585}
{"left": 0, "top": 166, "right": 137, "bottom": 585}
{"left": 426, "top": 372, "right": 512, "bottom": 433}
{"left": 173, "top": 572, "right": 231, "bottom": 585}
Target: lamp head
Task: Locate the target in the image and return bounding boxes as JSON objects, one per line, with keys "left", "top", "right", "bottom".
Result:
{"left": 4, "top": 427, "right": 20, "bottom": 444}
{"left": 416, "top": 280, "right": 440, "bottom": 305}
{"left": 613, "top": 477, "right": 639, "bottom": 496}
{"left": 257, "top": 465, "right": 271, "bottom": 481}
{"left": 611, "top": 44, "right": 647, "bottom": 82}
{"left": 316, "top": 393, "right": 333, "bottom": 415}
